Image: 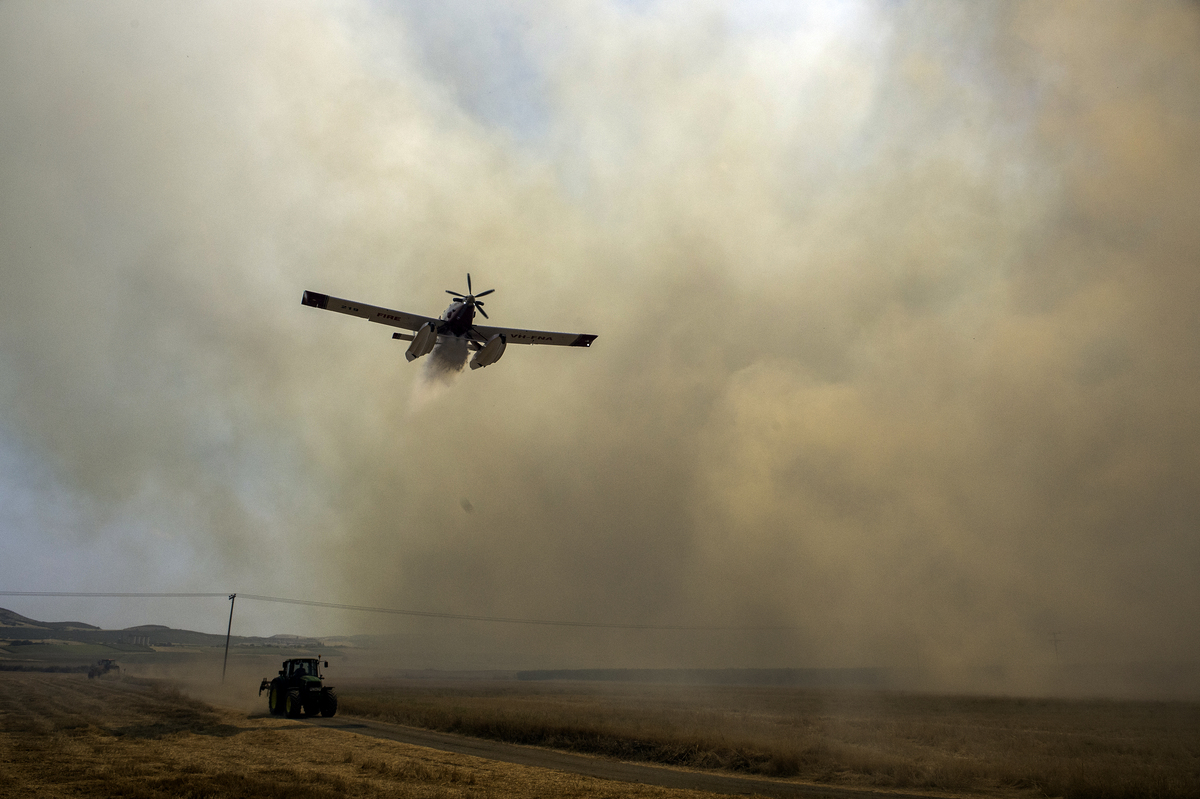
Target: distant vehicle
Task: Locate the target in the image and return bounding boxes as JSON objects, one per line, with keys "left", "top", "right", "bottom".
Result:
{"left": 259, "top": 658, "right": 337, "bottom": 718}
{"left": 88, "top": 659, "right": 120, "bottom": 679}
{"left": 301, "top": 274, "right": 597, "bottom": 370}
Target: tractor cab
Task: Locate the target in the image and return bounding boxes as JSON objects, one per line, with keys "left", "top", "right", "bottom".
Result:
{"left": 287, "top": 658, "right": 322, "bottom": 680}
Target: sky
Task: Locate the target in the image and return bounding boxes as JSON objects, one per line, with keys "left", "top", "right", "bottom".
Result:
{"left": 1, "top": 0, "right": 1198, "bottom": 688}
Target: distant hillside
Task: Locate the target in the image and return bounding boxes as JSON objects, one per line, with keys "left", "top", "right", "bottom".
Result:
{"left": 0, "top": 607, "right": 99, "bottom": 631}
{"left": 0, "top": 607, "right": 322, "bottom": 650}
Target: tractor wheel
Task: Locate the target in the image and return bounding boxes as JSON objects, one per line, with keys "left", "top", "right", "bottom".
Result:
{"left": 319, "top": 688, "right": 338, "bottom": 717}
{"left": 286, "top": 688, "right": 303, "bottom": 718}
{"left": 268, "top": 683, "right": 284, "bottom": 715}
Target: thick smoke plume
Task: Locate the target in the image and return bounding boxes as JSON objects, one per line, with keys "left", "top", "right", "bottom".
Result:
{"left": 1, "top": 0, "right": 1199, "bottom": 694}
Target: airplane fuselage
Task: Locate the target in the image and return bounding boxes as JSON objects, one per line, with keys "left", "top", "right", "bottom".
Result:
{"left": 439, "top": 300, "right": 476, "bottom": 336}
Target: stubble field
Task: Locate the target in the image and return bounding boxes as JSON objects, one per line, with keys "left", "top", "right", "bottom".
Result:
{"left": 0, "top": 673, "right": 724, "bottom": 799}
{"left": 337, "top": 679, "right": 1200, "bottom": 799}
{"left": 3, "top": 669, "right": 1198, "bottom": 799}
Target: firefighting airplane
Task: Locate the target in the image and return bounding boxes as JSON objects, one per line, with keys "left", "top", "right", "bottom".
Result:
{"left": 301, "top": 275, "right": 597, "bottom": 370}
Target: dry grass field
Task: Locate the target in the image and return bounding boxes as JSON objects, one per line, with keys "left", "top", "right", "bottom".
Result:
{"left": 339, "top": 680, "right": 1200, "bottom": 799}
{"left": 0, "top": 672, "right": 732, "bottom": 799}
{"left": 5, "top": 667, "right": 1197, "bottom": 799}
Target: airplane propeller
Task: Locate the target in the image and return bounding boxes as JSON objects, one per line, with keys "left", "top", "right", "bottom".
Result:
{"left": 445, "top": 273, "right": 494, "bottom": 318}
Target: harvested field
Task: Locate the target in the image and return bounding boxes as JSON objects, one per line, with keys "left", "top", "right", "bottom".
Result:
{"left": 338, "top": 680, "right": 1200, "bottom": 799}
{"left": 0, "top": 672, "right": 734, "bottom": 798}
{"left": 6, "top": 668, "right": 1198, "bottom": 799}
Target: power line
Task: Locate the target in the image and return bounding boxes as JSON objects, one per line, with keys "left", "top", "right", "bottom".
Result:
{"left": 237, "top": 593, "right": 793, "bottom": 630}
{"left": 0, "top": 591, "right": 227, "bottom": 598}
{"left": 0, "top": 590, "right": 794, "bottom": 631}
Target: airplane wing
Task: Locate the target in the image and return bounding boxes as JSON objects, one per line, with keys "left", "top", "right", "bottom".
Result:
{"left": 301, "top": 291, "right": 435, "bottom": 338}
{"left": 470, "top": 323, "right": 597, "bottom": 348}
{"left": 302, "top": 289, "right": 597, "bottom": 348}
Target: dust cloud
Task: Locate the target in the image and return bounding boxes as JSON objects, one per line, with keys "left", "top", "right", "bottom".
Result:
{"left": 2, "top": 1, "right": 1199, "bottom": 695}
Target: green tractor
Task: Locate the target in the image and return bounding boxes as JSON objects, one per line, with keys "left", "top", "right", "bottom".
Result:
{"left": 88, "top": 658, "right": 120, "bottom": 679}
{"left": 258, "top": 658, "right": 337, "bottom": 718}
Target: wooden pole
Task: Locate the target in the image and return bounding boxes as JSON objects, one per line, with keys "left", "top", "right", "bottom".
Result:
{"left": 222, "top": 594, "right": 236, "bottom": 683}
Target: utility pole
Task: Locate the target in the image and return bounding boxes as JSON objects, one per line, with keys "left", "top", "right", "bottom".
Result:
{"left": 222, "top": 594, "right": 236, "bottom": 683}
{"left": 1050, "top": 631, "right": 1062, "bottom": 665}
